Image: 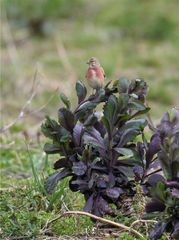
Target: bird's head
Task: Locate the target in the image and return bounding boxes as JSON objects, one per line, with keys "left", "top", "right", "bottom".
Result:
{"left": 86, "top": 57, "right": 100, "bottom": 67}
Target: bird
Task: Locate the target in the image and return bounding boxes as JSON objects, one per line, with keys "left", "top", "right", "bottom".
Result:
{"left": 85, "top": 57, "right": 105, "bottom": 93}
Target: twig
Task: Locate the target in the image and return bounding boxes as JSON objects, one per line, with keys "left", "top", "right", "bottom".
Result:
{"left": 29, "top": 87, "right": 59, "bottom": 115}
{"left": 0, "top": 69, "right": 58, "bottom": 133}
{"left": 130, "top": 219, "right": 157, "bottom": 228}
{"left": 42, "top": 211, "right": 145, "bottom": 239}
{"left": 0, "top": 91, "right": 36, "bottom": 133}
{"left": 0, "top": 68, "right": 39, "bottom": 134}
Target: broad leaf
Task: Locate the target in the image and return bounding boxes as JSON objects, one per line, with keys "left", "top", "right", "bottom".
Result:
{"left": 76, "top": 80, "right": 87, "bottom": 103}
{"left": 146, "top": 133, "right": 161, "bottom": 167}
{"left": 171, "top": 188, "right": 179, "bottom": 198}
{"left": 128, "top": 99, "right": 146, "bottom": 111}
{"left": 46, "top": 169, "right": 71, "bottom": 194}
{"left": 145, "top": 199, "right": 165, "bottom": 213}
{"left": 73, "top": 123, "right": 83, "bottom": 146}
{"left": 58, "top": 108, "right": 75, "bottom": 132}
{"left": 122, "top": 119, "right": 147, "bottom": 131}
{"left": 72, "top": 161, "right": 87, "bottom": 176}
{"left": 149, "top": 221, "right": 167, "bottom": 240}
{"left": 172, "top": 222, "right": 179, "bottom": 239}
{"left": 118, "top": 128, "right": 139, "bottom": 147}
{"left": 83, "top": 127, "right": 105, "bottom": 156}
{"left": 54, "top": 158, "right": 69, "bottom": 169}
{"left": 43, "top": 143, "right": 61, "bottom": 154}
{"left": 103, "top": 94, "right": 118, "bottom": 135}
{"left": 84, "top": 194, "right": 94, "bottom": 213}
{"left": 105, "top": 187, "right": 124, "bottom": 200}
{"left": 60, "top": 93, "right": 71, "bottom": 109}
{"left": 117, "top": 78, "right": 129, "bottom": 93}
{"left": 75, "top": 101, "right": 97, "bottom": 121}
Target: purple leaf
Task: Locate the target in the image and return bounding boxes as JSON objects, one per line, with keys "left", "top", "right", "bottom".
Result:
{"left": 149, "top": 221, "right": 167, "bottom": 240}
{"left": 58, "top": 108, "right": 75, "bottom": 132}
{"left": 159, "top": 112, "right": 172, "bottom": 138}
{"left": 73, "top": 123, "right": 83, "bottom": 146}
{"left": 147, "top": 174, "right": 165, "bottom": 187}
{"left": 70, "top": 178, "right": 88, "bottom": 192}
{"left": 133, "top": 166, "right": 144, "bottom": 181}
{"left": 72, "top": 161, "right": 87, "bottom": 176}
{"left": 145, "top": 199, "right": 165, "bottom": 213}
{"left": 94, "top": 120, "right": 106, "bottom": 137}
{"left": 118, "top": 128, "right": 139, "bottom": 147}
{"left": 172, "top": 221, "right": 179, "bottom": 239}
{"left": 96, "top": 178, "right": 107, "bottom": 189}
{"left": 171, "top": 188, "right": 179, "bottom": 198}
{"left": 54, "top": 158, "right": 69, "bottom": 169}
{"left": 146, "top": 133, "right": 161, "bottom": 167}
{"left": 76, "top": 80, "right": 87, "bottom": 104}
{"left": 46, "top": 169, "right": 71, "bottom": 194}
{"left": 105, "top": 187, "right": 124, "bottom": 200}
{"left": 84, "top": 194, "right": 94, "bottom": 213}
{"left": 84, "top": 114, "right": 98, "bottom": 127}
{"left": 108, "top": 172, "right": 115, "bottom": 188}
{"left": 93, "top": 196, "right": 114, "bottom": 216}
{"left": 165, "top": 181, "right": 179, "bottom": 189}
{"left": 83, "top": 127, "right": 106, "bottom": 156}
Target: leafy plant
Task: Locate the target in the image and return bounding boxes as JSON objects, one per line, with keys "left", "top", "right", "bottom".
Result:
{"left": 41, "top": 77, "right": 179, "bottom": 239}
{"left": 145, "top": 110, "right": 179, "bottom": 239}
{"left": 41, "top": 78, "right": 149, "bottom": 217}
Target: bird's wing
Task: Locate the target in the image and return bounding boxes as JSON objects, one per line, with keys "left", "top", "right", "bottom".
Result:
{"left": 101, "top": 67, "right": 105, "bottom": 78}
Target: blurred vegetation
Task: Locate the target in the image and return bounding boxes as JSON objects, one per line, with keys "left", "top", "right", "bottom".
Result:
{"left": 1, "top": 0, "right": 179, "bottom": 126}
{"left": 0, "top": 0, "right": 179, "bottom": 239}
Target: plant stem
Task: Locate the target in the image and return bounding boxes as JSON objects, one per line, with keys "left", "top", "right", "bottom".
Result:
{"left": 43, "top": 210, "right": 145, "bottom": 239}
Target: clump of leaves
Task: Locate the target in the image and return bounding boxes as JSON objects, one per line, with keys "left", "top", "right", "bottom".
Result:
{"left": 145, "top": 109, "right": 179, "bottom": 240}
{"left": 41, "top": 78, "right": 150, "bottom": 217}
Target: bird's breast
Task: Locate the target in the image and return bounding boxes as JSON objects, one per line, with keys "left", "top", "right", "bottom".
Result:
{"left": 86, "top": 67, "right": 105, "bottom": 89}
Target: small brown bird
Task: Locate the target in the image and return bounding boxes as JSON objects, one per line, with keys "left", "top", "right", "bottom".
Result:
{"left": 85, "top": 57, "right": 105, "bottom": 92}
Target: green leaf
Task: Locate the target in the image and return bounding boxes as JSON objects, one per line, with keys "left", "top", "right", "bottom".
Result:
{"left": 43, "top": 143, "right": 61, "bottom": 154}
{"left": 84, "top": 114, "right": 98, "bottom": 127}
{"left": 41, "top": 116, "right": 61, "bottom": 141}
{"left": 114, "top": 147, "right": 134, "bottom": 160}
{"left": 114, "top": 147, "right": 134, "bottom": 156}
{"left": 77, "top": 101, "right": 97, "bottom": 112}
{"left": 122, "top": 119, "right": 147, "bottom": 131}
{"left": 117, "top": 78, "right": 129, "bottom": 93}
{"left": 128, "top": 99, "right": 146, "bottom": 111}
{"left": 118, "top": 128, "right": 140, "bottom": 147}
{"left": 154, "top": 181, "right": 167, "bottom": 202}
{"left": 130, "top": 107, "right": 150, "bottom": 118}
{"left": 103, "top": 94, "right": 118, "bottom": 135}
{"left": 76, "top": 80, "right": 87, "bottom": 103}
{"left": 75, "top": 101, "right": 97, "bottom": 121}
{"left": 104, "top": 95, "right": 118, "bottom": 121}
{"left": 60, "top": 93, "right": 71, "bottom": 109}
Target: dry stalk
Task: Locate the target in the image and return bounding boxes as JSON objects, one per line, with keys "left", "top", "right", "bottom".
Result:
{"left": 130, "top": 219, "right": 157, "bottom": 228}
{"left": 42, "top": 210, "right": 145, "bottom": 239}
{"left": 0, "top": 68, "right": 58, "bottom": 134}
